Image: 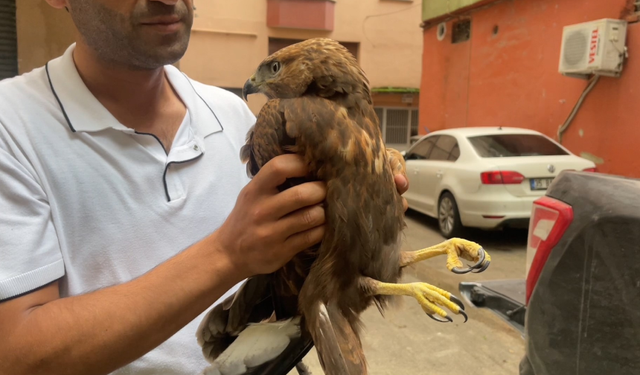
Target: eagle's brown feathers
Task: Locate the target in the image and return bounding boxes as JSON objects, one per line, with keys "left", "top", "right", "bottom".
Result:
{"left": 199, "top": 38, "right": 407, "bottom": 375}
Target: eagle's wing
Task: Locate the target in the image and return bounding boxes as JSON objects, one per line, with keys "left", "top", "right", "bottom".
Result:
{"left": 197, "top": 274, "right": 273, "bottom": 362}
{"left": 279, "top": 96, "right": 383, "bottom": 375}
{"left": 198, "top": 99, "right": 315, "bottom": 375}
{"left": 240, "top": 100, "right": 290, "bottom": 179}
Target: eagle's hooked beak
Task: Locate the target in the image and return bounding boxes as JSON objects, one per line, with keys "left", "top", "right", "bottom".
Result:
{"left": 242, "top": 76, "right": 259, "bottom": 101}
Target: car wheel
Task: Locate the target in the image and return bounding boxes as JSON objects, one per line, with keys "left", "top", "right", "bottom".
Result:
{"left": 438, "top": 192, "right": 463, "bottom": 238}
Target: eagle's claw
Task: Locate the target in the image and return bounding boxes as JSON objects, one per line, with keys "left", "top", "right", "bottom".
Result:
{"left": 428, "top": 314, "right": 453, "bottom": 323}
{"left": 451, "top": 247, "right": 491, "bottom": 274}
{"left": 450, "top": 295, "right": 466, "bottom": 311}
{"left": 361, "top": 278, "right": 468, "bottom": 324}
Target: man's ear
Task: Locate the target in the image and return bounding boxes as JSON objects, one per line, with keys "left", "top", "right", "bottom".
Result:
{"left": 44, "top": 0, "right": 70, "bottom": 10}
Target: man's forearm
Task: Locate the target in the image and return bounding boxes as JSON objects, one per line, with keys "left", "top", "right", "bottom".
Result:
{"left": 1, "top": 233, "right": 243, "bottom": 375}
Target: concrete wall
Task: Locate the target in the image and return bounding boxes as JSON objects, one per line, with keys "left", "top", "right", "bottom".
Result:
{"left": 419, "top": 0, "right": 640, "bottom": 178}
{"left": 14, "top": 1, "right": 423, "bottom": 116}
{"left": 182, "top": 0, "right": 424, "bottom": 113}
{"left": 422, "top": 0, "right": 499, "bottom": 23}
{"left": 16, "top": 1, "right": 76, "bottom": 74}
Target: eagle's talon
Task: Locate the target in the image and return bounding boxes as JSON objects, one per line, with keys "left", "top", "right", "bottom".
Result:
{"left": 472, "top": 260, "right": 491, "bottom": 273}
{"left": 451, "top": 266, "right": 473, "bottom": 274}
{"left": 399, "top": 238, "right": 491, "bottom": 278}
{"left": 450, "top": 295, "right": 465, "bottom": 311}
{"left": 428, "top": 314, "right": 452, "bottom": 323}
{"left": 459, "top": 309, "right": 468, "bottom": 323}
{"left": 450, "top": 247, "right": 491, "bottom": 274}
{"left": 470, "top": 248, "right": 486, "bottom": 268}
{"left": 361, "top": 278, "right": 467, "bottom": 324}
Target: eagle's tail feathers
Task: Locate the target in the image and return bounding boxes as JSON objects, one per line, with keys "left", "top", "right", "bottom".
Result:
{"left": 311, "top": 301, "right": 367, "bottom": 375}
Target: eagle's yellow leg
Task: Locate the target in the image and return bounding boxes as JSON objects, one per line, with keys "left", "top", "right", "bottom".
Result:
{"left": 400, "top": 238, "right": 491, "bottom": 274}
{"left": 360, "top": 277, "right": 467, "bottom": 323}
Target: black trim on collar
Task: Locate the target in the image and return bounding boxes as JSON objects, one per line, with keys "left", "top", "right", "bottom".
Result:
{"left": 180, "top": 72, "right": 224, "bottom": 132}
{"left": 162, "top": 153, "right": 204, "bottom": 202}
{"left": 135, "top": 131, "right": 168, "bottom": 156}
{"left": 45, "top": 62, "right": 76, "bottom": 133}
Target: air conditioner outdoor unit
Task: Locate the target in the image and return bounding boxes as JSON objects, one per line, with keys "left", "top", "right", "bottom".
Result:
{"left": 558, "top": 18, "right": 628, "bottom": 78}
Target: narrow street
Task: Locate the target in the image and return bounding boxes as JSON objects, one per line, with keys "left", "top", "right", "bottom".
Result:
{"left": 290, "top": 210, "right": 528, "bottom": 375}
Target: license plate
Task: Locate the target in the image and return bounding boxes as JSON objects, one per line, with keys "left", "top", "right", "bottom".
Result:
{"left": 530, "top": 178, "right": 554, "bottom": 190}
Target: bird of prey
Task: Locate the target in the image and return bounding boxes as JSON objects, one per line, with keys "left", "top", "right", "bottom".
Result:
{"left": 196, "top": 38, "right": 491, "bottom": 375}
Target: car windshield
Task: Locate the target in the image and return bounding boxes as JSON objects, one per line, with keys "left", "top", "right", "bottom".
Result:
{"left": 467, "top": 134, "right": 569, "bottom": 158}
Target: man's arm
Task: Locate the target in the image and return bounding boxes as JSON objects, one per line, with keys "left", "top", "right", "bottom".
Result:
{"left": 0, "top": 155, "right": 327, "bottom": 375}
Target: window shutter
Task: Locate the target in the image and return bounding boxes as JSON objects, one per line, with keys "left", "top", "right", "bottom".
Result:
{"left": 0, "top": 0, "right": 18, "bottom": 80}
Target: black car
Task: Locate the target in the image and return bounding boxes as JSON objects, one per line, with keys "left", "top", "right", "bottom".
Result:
{"left": 460, "top": 171, "right": 640, "bottom": 375}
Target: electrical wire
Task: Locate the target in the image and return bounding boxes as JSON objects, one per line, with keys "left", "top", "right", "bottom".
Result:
{"left": 557, "top": 74, "right": 601, "bottom": 144}
{"left": 362, "top": 2, "right": 423, "bottom": 47}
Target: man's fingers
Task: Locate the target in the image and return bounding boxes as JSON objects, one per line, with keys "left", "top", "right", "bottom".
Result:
{"left": 252, "top": 154, "right": 309, "bottom": 190}
{"left": 394, "top": 174, "right": 409, "bottom": 195}
{"left": 277, "top": 205, "right": 326, "bottom": 238}
{"left": 265, "top": 182, "right": 326, "bottom": 219}
{"left": 284, "top": 225, "right": 326, "bottom": 256}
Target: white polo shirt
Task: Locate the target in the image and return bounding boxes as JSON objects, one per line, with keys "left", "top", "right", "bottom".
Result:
{"left": 0, "top": 44, "right": 254, "bottom": 374}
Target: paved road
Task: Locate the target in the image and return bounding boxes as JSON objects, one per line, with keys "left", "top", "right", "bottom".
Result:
{"left": 289, "top": 210, "right": 528, "bottom": 375}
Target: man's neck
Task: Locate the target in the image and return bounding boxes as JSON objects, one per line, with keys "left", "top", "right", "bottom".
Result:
{"left": 72, "top": 41, "right": 187, "bottom": 150}
{"left": 73, "top": 41, "right": 168, "bottom": 115}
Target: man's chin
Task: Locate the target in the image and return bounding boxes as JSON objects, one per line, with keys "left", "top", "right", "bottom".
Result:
{"left": 134, "top": 38, "right": 190, "bottom": 68}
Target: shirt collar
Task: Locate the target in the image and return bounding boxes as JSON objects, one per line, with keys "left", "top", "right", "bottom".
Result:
{"left": 45, "top": 43, "right": 223, "bottom": 138}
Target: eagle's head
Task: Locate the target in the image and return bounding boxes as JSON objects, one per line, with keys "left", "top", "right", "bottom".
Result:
{"left": 242, "top": 38, "right": 369, "bottom": 101}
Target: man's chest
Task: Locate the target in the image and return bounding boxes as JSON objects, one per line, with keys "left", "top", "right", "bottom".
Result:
{"left": 36, "top": 129, "right": 250, "bottom": 294}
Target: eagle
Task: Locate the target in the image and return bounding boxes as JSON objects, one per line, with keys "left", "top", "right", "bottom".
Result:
{"left": 196, "top": 38, "right": 491, "bottom": 375}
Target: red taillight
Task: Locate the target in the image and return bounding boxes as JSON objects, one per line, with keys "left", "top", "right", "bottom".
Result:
{"left": 480, "top": 171, "right": 525, "bottom": 185}
{"left": 583, "top": 167, "right": 597, "bottom": 172}
{"left": 525, "top": 196, "right": 574, "bottom": 304}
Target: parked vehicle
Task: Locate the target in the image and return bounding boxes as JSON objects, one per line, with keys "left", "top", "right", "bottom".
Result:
{"left": 402, "top": 127, "right": 596, "bottom": 238}
{"left": 459, "top": 171, "right": 640, "bottom": 375}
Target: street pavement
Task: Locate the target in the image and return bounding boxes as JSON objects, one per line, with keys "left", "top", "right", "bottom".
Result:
{"left": 288, "top": 210, "right": 528, "bottom": 375}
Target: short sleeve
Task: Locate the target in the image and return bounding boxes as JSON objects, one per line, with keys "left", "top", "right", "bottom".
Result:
{"left": 0, "top": 145, "right": 64, "bottom": 300}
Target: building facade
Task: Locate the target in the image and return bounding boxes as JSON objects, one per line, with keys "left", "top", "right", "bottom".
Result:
{"left": 9, "top": 0, "right": 425, "bottom": 149}
{"left": 419, "top": 0, "right": 640, "bottom": 177}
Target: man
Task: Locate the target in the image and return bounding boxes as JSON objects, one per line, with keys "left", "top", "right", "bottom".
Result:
{"left": 0, "top": 1, "right": 408, "bottom": 374}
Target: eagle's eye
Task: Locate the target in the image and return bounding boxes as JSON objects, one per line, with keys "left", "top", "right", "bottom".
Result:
{"left": 270, "top": 61, "right": 281, "bottom": 74}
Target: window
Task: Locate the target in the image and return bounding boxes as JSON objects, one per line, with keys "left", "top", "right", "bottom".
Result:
{"left": 428, "top": 135, "right": 459, "bottom": 161}
{"left": 406, "top": 136, "right": 437, "bottom": 160}
{"left": 385, "top": 109, "right": 410, "bottom": 144}
{"left": 468, "top": 134, "right": 569, "bottom": 158}
{"left": 449, "top": 144, "right": 460, "bottom": 161}
{"left": 452, "top": 19, "right": 471, "bottom": 44}
{"left": 410, "top": 109, "right": 419, "bottom": 137}
{"left": 374, "top": 107, "right": 420, "bottom": 145}
{"left": 0, "top": 0, "right": 18, "bottom": 80}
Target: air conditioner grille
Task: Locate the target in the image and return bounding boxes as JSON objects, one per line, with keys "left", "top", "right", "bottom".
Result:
{"left": 563, "top": 31, "right": 588, "bottom": 67}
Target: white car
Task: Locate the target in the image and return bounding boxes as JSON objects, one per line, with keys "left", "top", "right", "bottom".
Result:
{"left": 402, "top": 127, "right": 596, "bottom": 238}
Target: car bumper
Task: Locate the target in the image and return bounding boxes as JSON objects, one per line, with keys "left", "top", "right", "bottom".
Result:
{"left": 459, "top": 279, "right": 526, "bottom": 335}
{"left": 458, "top": 194, "right": 539, "bottom": 229}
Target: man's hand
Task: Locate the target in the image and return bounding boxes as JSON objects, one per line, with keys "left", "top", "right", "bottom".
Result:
{"left": 387, "top": 147, "right": 409, "bottom": 211}
{"left": 395, "top": 174, "right": 409, "bottom": 212}
{"left": 213, "top": 154, "right": 327, "bottom": 278}
{"left": 214, "top": 151, "right": 410, "bottom": 278}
